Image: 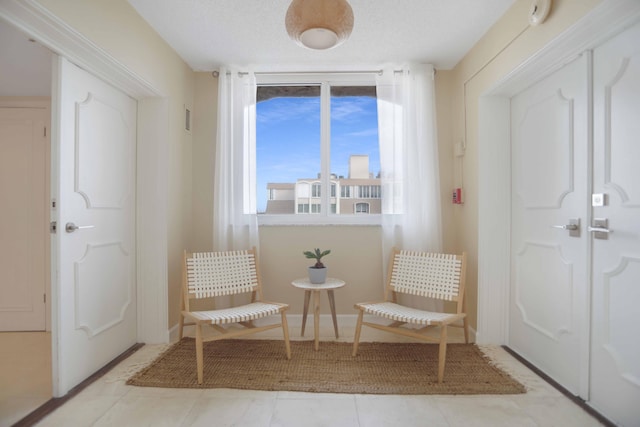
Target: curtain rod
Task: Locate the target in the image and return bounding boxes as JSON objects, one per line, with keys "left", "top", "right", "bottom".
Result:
{"left": 212, "top": 69, "right": 436, "bottom": 78}
{"left": 243, "top": 70, "right": 383, "bottom": 76}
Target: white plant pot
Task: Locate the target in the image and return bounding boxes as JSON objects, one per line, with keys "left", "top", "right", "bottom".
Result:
{"left": 308, "top": 267, "right": 327, "bottom": 284}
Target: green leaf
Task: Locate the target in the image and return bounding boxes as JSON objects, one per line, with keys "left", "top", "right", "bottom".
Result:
{"left": 303, "top": 248, "right": 331, "bottom": 261}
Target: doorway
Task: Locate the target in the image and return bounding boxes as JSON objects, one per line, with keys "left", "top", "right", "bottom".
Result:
{"left": 0, "top": 20, "right": 53, "bottom": 425}
{"left": 508, "top": 53, "right": 589, "bottom": 397}
{"left": 0, "top": 0, "right": 170, "bottom": 406}
{"left": 478, "top": 8, "right": 640, "bottom": 426}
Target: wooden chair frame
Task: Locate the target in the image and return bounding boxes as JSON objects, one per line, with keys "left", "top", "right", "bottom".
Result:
{"left": 352, "top": 248, "right": 469, "bottom": 383}
{"left": 179, "top": 247, "right": 291, "bottom": 384}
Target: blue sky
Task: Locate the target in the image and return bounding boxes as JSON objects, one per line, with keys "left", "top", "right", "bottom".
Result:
{"left": 256, "top": 94, "right": 380, "bottom": 213}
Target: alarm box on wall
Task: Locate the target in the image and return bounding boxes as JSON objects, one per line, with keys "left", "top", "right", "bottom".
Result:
{"left": 452, "top": 188, "right": 463, "bottom": 204}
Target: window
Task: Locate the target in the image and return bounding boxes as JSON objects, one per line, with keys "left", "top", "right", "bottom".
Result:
{"left": 355, "top": 203, "right": 370, "bottom": 214}
{"left": 256, "top": 74, "right": 380, "bottom": 223}
{"left": 297, "top": 182, "right": 310, "bottom": 198}
{"left": 358, "top": 185, "right": 381, "bottom": 199}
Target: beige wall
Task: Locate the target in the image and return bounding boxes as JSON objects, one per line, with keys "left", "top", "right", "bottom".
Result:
{"left": 33, "top": 0, "right": 605, "bottom": 335}
{"left": 35, "top": 0, "right": 196, "bottom": 328}
{"left": 259, "top": 226, "right": 382, "bottom": 314}
{"left": 192, "top": 72, "right": 218, "bottom": 252}
{"left": 189, "top": 74, "right": 458, "bottom": 320}
{"left": 449, "top": 0, "right": 602, "bottom": 329}
{"left": 435, "top": 70, "right": 456, "bottom": 254}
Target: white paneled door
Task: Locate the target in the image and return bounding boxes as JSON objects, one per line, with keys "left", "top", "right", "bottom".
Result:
{"left": 0, "top": 107, "right": 48, "bottom": 331}
{"left": 510, "top": 21, "right": 640, "bottom": 425}
{"left": 53, "top": 57, "right": 137, "bottom": 396}
{"left": 509, "top": 55, "right": 589, "bottom": 397}
{"left": 589, "top": 21, "right": 640, "bottom": 426}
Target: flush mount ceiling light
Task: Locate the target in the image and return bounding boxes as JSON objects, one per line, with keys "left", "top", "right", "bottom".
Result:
{"left": 285, "top": 0, "right": 354, "bottom": 50}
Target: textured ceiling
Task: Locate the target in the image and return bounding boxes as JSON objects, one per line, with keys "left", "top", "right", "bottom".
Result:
{"left": 127, "top": 0, "right": 517, "bottom": 71}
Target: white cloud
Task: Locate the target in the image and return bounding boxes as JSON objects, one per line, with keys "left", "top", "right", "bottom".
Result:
{"left": 257, "top": 97, "right": 319, "bottom": 124}
{"left": 345, "top": 128, "right": 379, "bottom": 137}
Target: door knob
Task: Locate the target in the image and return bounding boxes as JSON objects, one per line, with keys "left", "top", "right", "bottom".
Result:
{"left": 589, "top": 218, "right": 611, "bottom": 240}
{"left": 65, "top": 222, "right": 95, "bottom": 233}
{"left": 552, "top": 224, "right": 579, "bottom": 231}
{"left": 551, "top": 218, "right": 580, "bottom": 237}
{"left": 587, "top": 226, "right": 611, "bottom": 233}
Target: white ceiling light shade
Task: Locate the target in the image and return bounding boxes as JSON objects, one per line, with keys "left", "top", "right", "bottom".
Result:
{"left": 285, "top": 0, "right": 354, "bottom": 50}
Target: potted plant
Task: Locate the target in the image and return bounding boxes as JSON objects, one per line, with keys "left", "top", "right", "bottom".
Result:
{"left": 303, "top": 248, "right": 331, "bottom": 284}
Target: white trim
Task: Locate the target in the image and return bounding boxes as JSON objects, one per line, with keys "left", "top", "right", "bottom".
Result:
{"left": 0, "top": 0, "right": 160, "bottom": 99}
{"left": 477, "top": 96, "right": 511, "bottom": 345}
{"left": 477, "top": 0, "right": 640, "bottom": 346}
{"left": 49, "top": 58, "right": 61, "bottom": 394}
{"left": 136, "top": 98, "right": 170, "bottom": 344}
{"left": 486, "top": 0, "right": 640, "bottom": 97}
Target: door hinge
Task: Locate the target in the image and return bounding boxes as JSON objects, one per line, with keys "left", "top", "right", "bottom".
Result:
{"left": 44, "top": 126, "right": 47, "bottom": 137}
{"left": 44, "top": 293, "right": 46, "bottom": 304}
{"left": 50, "top": 221, "right": 57, "bottom": 234}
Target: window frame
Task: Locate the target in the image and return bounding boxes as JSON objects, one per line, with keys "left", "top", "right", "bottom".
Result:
{"left": 355, "top": 202, "right": 370, "bottom": 214}
{"left": 311, "top": 183, "right": 321, "bottom": 198}
{"left": 256, "top": 72, "right": 381, "bottom": 226}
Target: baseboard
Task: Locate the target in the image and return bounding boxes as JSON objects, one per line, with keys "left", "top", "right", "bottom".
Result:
{"left": 168, "top": 323, "right": 180, "bottom": 343}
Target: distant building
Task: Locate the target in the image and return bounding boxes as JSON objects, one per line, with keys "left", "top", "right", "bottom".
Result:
{"left": 264, "top": 155, "right": 381, "bottom": 214}
{"left": 264, "top": 183, "right": 296, "bottom": 214}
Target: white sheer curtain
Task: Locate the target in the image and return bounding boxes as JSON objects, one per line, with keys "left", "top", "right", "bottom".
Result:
{"left": 213, "top": 67, "right": 259, "bottom": 251}
{"left": 377, "top": 63, "right": 443, "bottom": 271}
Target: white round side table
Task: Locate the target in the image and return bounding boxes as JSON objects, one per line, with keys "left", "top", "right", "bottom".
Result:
{"left": 290, "top": 277, "right": 346, "bottom": 351}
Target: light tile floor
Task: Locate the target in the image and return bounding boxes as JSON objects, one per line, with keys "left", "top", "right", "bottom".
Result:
{"left": 33, "top": 323, "right": 604, "bottom": 427}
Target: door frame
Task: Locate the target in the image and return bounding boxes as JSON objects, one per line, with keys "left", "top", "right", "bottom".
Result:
{"left": 476, "top": 0, "right": 640, "bottom": 397}
{"left": 0, "top": 0, "right": 170, "bottom": 395}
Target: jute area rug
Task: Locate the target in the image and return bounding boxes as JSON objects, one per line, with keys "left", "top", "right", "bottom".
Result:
{"left": 126, "top": 338, "right": 525, "bottom": 395}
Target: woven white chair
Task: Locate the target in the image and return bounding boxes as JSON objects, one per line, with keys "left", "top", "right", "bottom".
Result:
{"left": 352, "top": 248, "right": 468, "bottom": 383}
{"left": 179, "top": 247, "right": 291, "bottom": 384}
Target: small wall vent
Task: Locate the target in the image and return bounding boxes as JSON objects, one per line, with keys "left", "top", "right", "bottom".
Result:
{"left": 185, "top": 107, "right": 191, "bottom": 132}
